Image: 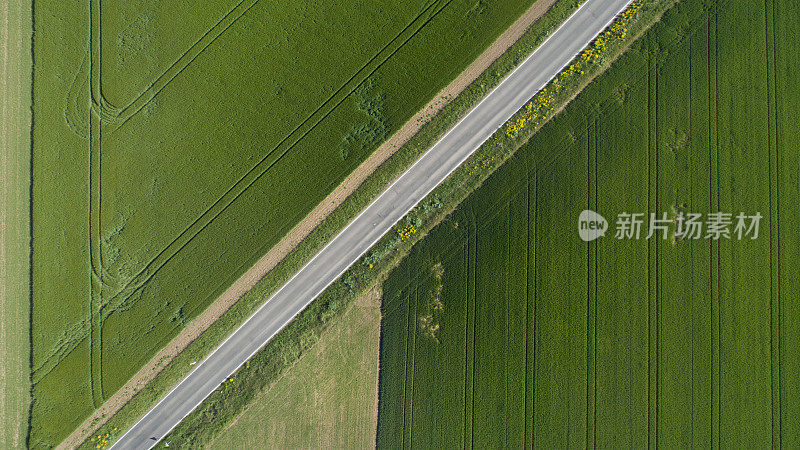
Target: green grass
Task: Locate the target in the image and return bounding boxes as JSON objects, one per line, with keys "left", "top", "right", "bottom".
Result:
{"left": 0, "top": 0, "right": 32, "bottom": 447}
{"left": 31, "top": 0, "right": 545, "bottom": 445}
{"left": 207, "top": 296, "right": 380, "bottom": 449}
{"left": 376, "top": 0, "right": 800, "bottom": 446}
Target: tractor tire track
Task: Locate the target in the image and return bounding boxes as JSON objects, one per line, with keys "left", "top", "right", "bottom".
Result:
{"left": 37, "top": 0, "right": 453, "bottom": 383}
{"left": 88, "top": 0, "right": 104, "bottom": 408}
{"left": 98, "top": 0, "right": 453, "bottom": 318}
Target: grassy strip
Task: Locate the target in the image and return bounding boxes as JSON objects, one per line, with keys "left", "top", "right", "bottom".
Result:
{"left": 0, "top": 0, "right": 32, "bottom": 448}
{"left": 79, "top": 0, "right": 667, "bottom": 446}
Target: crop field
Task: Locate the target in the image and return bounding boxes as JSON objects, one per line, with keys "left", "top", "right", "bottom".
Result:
{"left": 30, "top": 0, "right": 540, "bottom": 445}
{"left": 377, "top": 0, "right": 800, "bottom": 446}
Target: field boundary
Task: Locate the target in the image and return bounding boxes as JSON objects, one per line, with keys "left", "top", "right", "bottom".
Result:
{"left": 0, "top": 0, "right": 32, "bottom": 447}
{"left": 62, "top": 1, "right": 577, "bottom": 447}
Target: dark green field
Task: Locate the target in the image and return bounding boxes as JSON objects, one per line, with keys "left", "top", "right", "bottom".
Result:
{"left": 31, "top": 0, "right": 541, "bottom": 445}
{"left": 377, "top": 0, "right": 800, "bottom": 446}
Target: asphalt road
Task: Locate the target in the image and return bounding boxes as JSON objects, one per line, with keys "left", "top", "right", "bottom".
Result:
{"left": 112, "top": 0, "right": 633, "bottom": 447}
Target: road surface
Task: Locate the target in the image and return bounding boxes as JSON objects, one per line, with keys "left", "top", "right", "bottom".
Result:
{"left": 112, "top": 0, "right": 633, "bottom": 447}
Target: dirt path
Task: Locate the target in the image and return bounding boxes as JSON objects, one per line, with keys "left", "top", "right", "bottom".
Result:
{"left": 59, "top": 1, "right": 559, "bottom": 447}
{"left": 1, "top": 0, "right": 32, "bottom": 448}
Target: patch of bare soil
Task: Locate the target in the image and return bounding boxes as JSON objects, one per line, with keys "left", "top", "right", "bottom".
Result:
{"left": 60, "top": 2, "right": 559, "bottom": 447}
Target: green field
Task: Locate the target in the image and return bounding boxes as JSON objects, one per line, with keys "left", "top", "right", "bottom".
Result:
{"left": 31, "top": 0, "right": 541, "bottom": 445}
{"left": 209, "top": 294, "right": 381, "bottom": 449}
{"left": 377, "top": 0, "right": 800, "bottom": 446}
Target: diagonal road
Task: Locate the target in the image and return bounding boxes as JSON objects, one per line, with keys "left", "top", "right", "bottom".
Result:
{"left": 112, "top": 0, "right": 633, "bottom": 447}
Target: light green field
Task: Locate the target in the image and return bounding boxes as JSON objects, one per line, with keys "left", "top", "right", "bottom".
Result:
{"left": 0, "top": 0, "right": 31, "bottom": 447}
{"left": 378, "top": 0, "right": 800, "bottom": 446}
{"left": 30, "top": 0, "right": 541, "bottom": 445}
{"left": 208, "top": 295, "right": 380, "bottom": 450}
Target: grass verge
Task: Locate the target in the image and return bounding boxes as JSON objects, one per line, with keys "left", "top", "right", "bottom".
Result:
{"left": 0, "top": 0, "right": 32, "bottom": 447}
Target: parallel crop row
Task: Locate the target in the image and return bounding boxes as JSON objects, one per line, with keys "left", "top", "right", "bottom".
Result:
{"left": 376, "top": 0, "right": 800, "bottom": 446}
